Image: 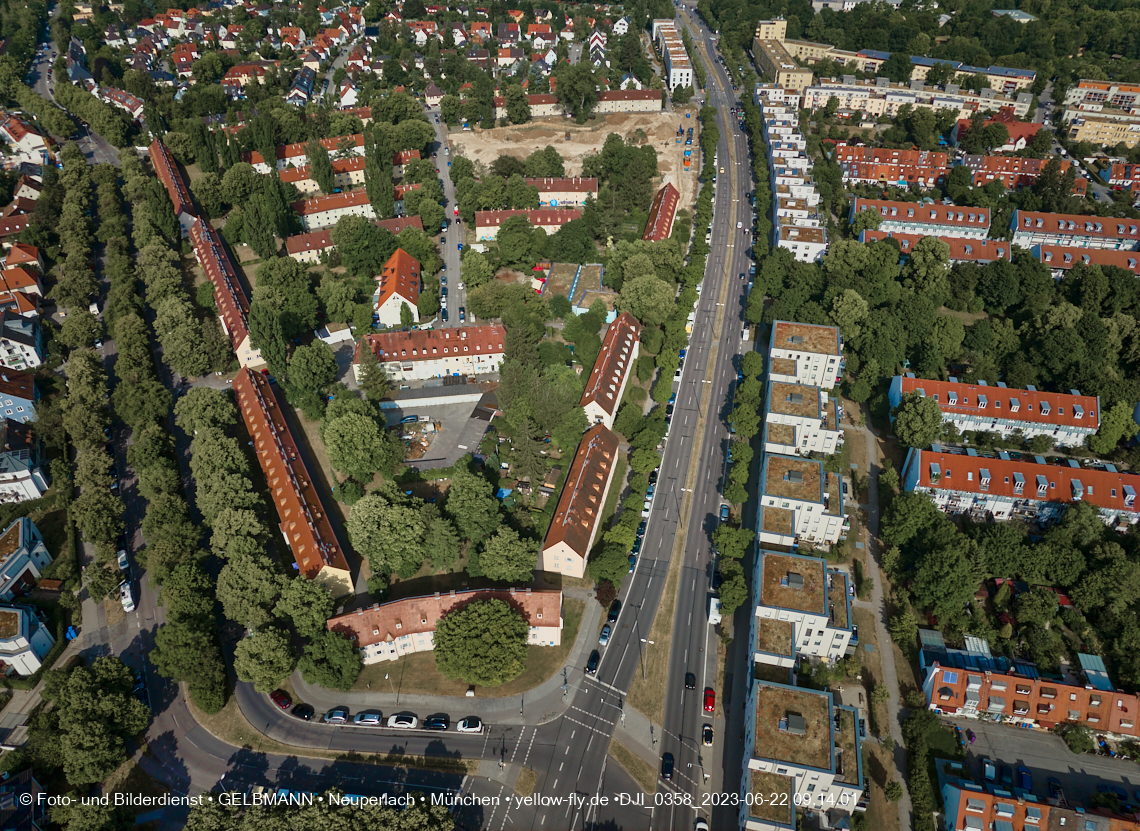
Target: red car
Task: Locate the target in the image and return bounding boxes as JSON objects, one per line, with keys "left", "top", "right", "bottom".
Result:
{"left": 270, "top": 690, "right": 292, "bottom": 710}
{"left": 703, "top": 688, "right": 715, "bottom": 713}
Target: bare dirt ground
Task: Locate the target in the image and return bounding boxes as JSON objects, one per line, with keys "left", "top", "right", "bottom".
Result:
{"left": 448, "top": 109, "right": 701, "bottom": 211}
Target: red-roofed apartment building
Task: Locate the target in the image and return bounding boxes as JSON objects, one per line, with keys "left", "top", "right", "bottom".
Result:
{"left": 328, "top": 587, "right": 563, "bottom": 664}
{"left": 4, "top": 244, "right": 43, "bottom": 273}
{"left": 292, "top": 189, "right": 374, "bottom": 231}
{"left": 593, "top": 89, "right": 663, "bottom": 113}
{"left": 373, "top": 248, "right": 420, "bottom": 327}
{"left": 0, "top": 115, "right": 48, "bottom": 167}
{"left": 926, "top": 662, "right": 1140, "bottom": 740}
{"left": 642, "top": 183, "right": 680, "bottom": 242}
{"left": 541, "top": 425, "right": 621, "bottom": 578}
{"left": 850, "top": 198, "right": 990, "bottom": 240}
{"left": 353, "top": 325, "right": 506, "bottom": 383}
{"left": 475, "top": 208, "right": 582, "bottom": 240}
{"left": 901, "top": 448, "right": 1140, "bottom": 528}
{"left": 524, "top": 177, "right": 597, "bottom": 207}
{"left": 1103, "top": 162, "right": 1140, "bottom": 195}
{"left": 1033, "top": 244, "right": 1140, "bottom": 278}
{"left": 951, "top": 108, "right": 1041, "bottom": 152}
{"left": 890, "top": 374, "right": 1099, "bottom": 447}
{"left": 233, "top": 368, "right": 352, "bottom": 597}
{"left": 859, "top": 230, "right": 1011, "bottom": 264}
{"left": 278, "top": 156, "right": 365, "bottom": 195}
{"left": 190, "top": 220, "right": 264, "bottom": 369}
{"left": 284, "top": 216, "right": 423, "bottom": 263}
{"left": 962, "top": 154, "right": 1087, "bottom": 195}
{"left": 149, "top": 138, "right": 199, "bottom": 237}
{"left": 1010, "top": 209, "right": 1140, "bottom": 250}
{"left": 580, "top": 313, "right": 641, "bottom": 429}
{"left": 839, "top": 161, "right": 947, "bottom": 188}
{"left": 244, "top": 133, "right": 365, "bottom": 173}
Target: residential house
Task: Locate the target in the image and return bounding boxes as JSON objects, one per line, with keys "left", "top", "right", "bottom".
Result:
{"left": 149, "top": 137, "right": 199, "bottom": 237}
{"left": 540, "top": 425, "right": 621, "bottom": 578}
{"left": 642, "top": 183, "right": 680, "bottom": 241}
{"left": 525, "top": 177, "right": 598, "bottom": 207}
{"left": 475, "top": 208, "right": 582, "bottom": 240}
{"left": 233, "top": 368, "right": 352, "bottom": 597}
{"left": 0, "top": 370, "right": 36, "bottom": 423}
{"left": 962, "top": 154, "right": 1086, "bottom": 195}
{"left": 763, "top": 380, "right": 842, "bottom": 456}
{"left": 889, "top": 374, "right": 1100, "bottom": 448}
{"left": 328, "top": 588, "right": 562, "bottom": 664}
{"left": 0, "top": 115, "right": 48, "bottom": 167}
{"left": 859, "top": 230, "right": 1011, "bottom": 264}
{"left": 850, "top": 198, "right": 991, "bottom": 240}
{"left": 373, "top": 248, "right": 421, "bottom": 327}
{"left": 767, "top": 321, "right": 844, "bottom": 389}
{"left": 593, "top": 89, "right": 663, "bottom": 113}
{"left": 752, "top": 550, "right": 853, "bottom": 668}
{"left": 758, "top": 454, "right": 847, "bottom": 547}
{"left": 0, "top": 422, "right": 47, "bottom": 503}
{"left": 0, "top": 769, "right": 47, "bottom": 830}
{"left": 190, "top": 221, "right": 264, "bottom": 369}
{"left": 1032, "top": 243, "right": 1140, "bottom": 277}
{"left": 580, "top": 313, "right": 641, "bottom": 429}
{"left": 284, "top": 217, "right": 423, "bottom": 263}
{"left": 0, "top": 604, "right": 54, "bottom": 675}
{"left": 0, "top": 314, "right": 40, "bottom": 371}
{"left": 292, "top": 189, "right": 374, "bottom": 231}
{"left": 286, "top": 66, "right": 317, "bottom": 105}
{"left": 424, "top": 82, "right": 443, "bottom": 107}
{"left": 0, "top": 517, "right": 50, "bottom": 600}
{"left": 353, "top": 325, "right": 506, "bottom": 383}
{"left": 1010, "top": 209, "right": 1140, "bottom": 250}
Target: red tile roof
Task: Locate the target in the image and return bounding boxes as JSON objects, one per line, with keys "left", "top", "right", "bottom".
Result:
{"left": 190, "top": 220, "right": 252, "bottom": 350}
{"left": 596, "top": 89, "right": 662, "bottom": 102}
{"left": 523, "top": 177, "right": 598, "bottom": 194}
{"left": 392, "top": 149, "right": 421, "bottom": 166}
{"left": 291, "top": 188, "right": 371, "bottom": 216}
{"left": 284, "top": 216, "right": 424, "bottom": 257}
{"left": 543, "top": 425, "right": 620, "bottom": 559}
{"left": 1012, "top": 210, "right": 1140, "bottom": 245}
{"left": 0, "top": 268, "right": 41, "bottom": 294}
{"left": 328, "top": 588, "right": 561, "bottom": 647}
{"left": 897, "top": 376, "right": 1097, "bottom": 430}
{"left": 243, "top": 133, "right": 364, "bottom": 167}
{"left": 0, "top": 216, "right": 28, "bottom": 238}
{"left": 376, "top": 248, "right": 420, "bottom": 309}
{"left": 232, "top": 368, "right": 349, "bottom": 580}
{"left": 355, "top": 324, "right": 506, "bottom": 366}
{"left": 833, "top": 146, "right": 948, "bottom": 166}
{"left": 0, "top": 368, "right": 35, "bottom": 402}
{"left": 279, "top": 155, "right": 365, "bottom": 184}
{"left": 581, "top": 313, "right": 641, "bottom": 418}
{"left": 852, "top": 198, "right": 990, "bottom": 231}
{"left": 394, "top": 182, "right": 421, "bottom": 200}
{"left": 0, "top": 290, "right": 38, "bottom": 317}
{"left": 642, "top": 182, "right": 679, "bottom": 241}
{"left": 909, "top": 450, "right": 1139, "bottom": 514}
{"left": 1033, "top": 244, "right": 1140, "bottom": 276}
{"left": 860, "top": 230, "right": 1010, "bottom": 263}
{"left": 475, "top": 208, "right": 582, "bottom": 230}
{"left": 840, "top": 162, "right": 947, "bottom": 185}
{"left": 149, "top": 138, "right": 196, "bottom": 220}
{"left": 3, "top": 244, "right": 39, "bottom": 269}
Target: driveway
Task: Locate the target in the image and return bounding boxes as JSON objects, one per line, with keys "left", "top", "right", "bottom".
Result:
{"left": 382, "top": 400, "right": 488, "bottom": 470}
{"left": 959, "top": 718, "right": 1140, "bottom": 808}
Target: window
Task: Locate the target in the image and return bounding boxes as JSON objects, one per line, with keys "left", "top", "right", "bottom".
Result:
{"left": 943, "top": 670, "right": 959, "bottom": 684}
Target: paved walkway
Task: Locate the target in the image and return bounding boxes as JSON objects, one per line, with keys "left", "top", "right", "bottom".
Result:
{"left": 286, "top": 587, "right": 605, "bottom": 730}
{"left": 859, "top": 422, "right": 914, "bottom": 831}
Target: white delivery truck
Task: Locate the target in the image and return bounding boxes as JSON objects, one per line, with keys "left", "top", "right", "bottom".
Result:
{"left": 708, "top": 596, "right": 722, "bottom": 625}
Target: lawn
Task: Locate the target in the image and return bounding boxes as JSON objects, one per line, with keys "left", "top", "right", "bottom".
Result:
{"left": 923, "top": 717, "right": 965, "bottom": 809}
{"left": 352, "top": 598, "right": 585, "bottom": 698}
{"left": 104, "top": 759, "right": 171, "bottom": 815}
{"left": 598, "top": 457, "right": 628, "bottom": 530}
{"left": 514, "top": 767, "right": 536, "bottom": 798}
{"left": 627, "top": 526, "right": 684, "bottom": 723}
{"left": 608, "top": 739, "right": 657, "bottom": 796}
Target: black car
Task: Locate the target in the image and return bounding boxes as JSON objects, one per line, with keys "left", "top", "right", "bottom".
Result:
{"left": 425, "top": 715, "right": 450, "bottom": 731}
{"left": 661, "top": 752, "right": 674, "bottom": 780}
{"left": 292, "top": 703, "right": 315, "bottom": 720}
{"left": 441, "top": 308, "right": 449, "bottom": 321}
{"left": 637, "top": 520, "right": 647, "bottom": 537}
{"left": 685, "top": 672, "right": 696, "bottom": 690}
{"left": 648, "top": 468, "right": 659, "bottom": 485}
{"left": 712, "top": 570, "right": 723, "bottom": 590}
{"left": 608, "top": 600, "right": 621, "bottom": 623}
{"left": 586, "top": 649, "right": 599, "bottom": 674}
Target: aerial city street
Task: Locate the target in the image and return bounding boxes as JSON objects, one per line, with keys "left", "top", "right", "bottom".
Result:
{"left": 1, "top": 0, "right": 1140, "bottom": 829}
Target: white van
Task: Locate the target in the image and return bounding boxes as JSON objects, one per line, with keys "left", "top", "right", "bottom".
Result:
{"left": 708, "top": 597, "right": 722, "bottom": 625}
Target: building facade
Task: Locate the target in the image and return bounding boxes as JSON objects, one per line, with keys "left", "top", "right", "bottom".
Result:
{"left": 901, "top": 448, "right": 1140, "bottom": 529}
{"left": 860, "top": 230, "right": 1010, "bottom": 264}
{"left": 540, "top": 425, "right": 620, "bottom": 578}
{"left": 1010, "top": 209, "right": 1140, "bottom": 250}
{"left": 328, "top": 588, "right": 563, "bottom": 664}
{"left": 889, "top": 374, "right": 1099, "bottom": 447}
{"left": 292, "top": 189, "right": 375, "bottom": 231}
{"left": 0, "top": 604, "right": 54, "bottom": 676}
{"left": 850, "top": 198, "right": 991, "bottom": 240}
{"left": 0, "top": 518, "right": 51, "bottom": 600}
{"left": 474, "top": 208, "right": 582, "bottom": 240}
{"left": 524, "top": 177, "right": 598, "bottom": 207}
{"left": 189, "top": 220, "right": 264, "bottom": 369}
{"left": 353, "top": 325, "right": 506, "bottom": 383}
{"left": 373, "top": 248, "right": 420, "bottom": 327}
{"left": 1032, "top": 243, "right": 1140, "bottom": 277}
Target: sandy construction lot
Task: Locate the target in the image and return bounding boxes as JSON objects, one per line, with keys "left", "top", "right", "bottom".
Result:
{"left": 448, "top": 107, "right": 701, "bottom": 210}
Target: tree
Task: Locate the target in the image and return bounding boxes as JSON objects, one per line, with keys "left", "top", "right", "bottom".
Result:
{"left": 446, "top": 463, "right": 502, "bottom": 541}
{"left": 503, "top": 83, "right": 530, "bottom": 124}
{"left": 892, "top": 391, "right": 943, "bottom": 449}
{"left": 215, "top": 555, "right": 285, "bottom": 628}
{"left": 1057, "top": 722, "right": 1095, "bottom": 755}
{"left": 480, "top": 526, "right": 537, "bottom": 583}
{"left": 884, "top": 781, "right": 904, "bottom": 802}
{"left": 497, "top": 214, "right": 537, "bottom": 267}
{"left": 424, "top": 511, "right": 461, "bottom": 570}
{"left": 286, "top": 341, "right": 338, "bottom": 418}
{"left": 554, "top": 62, "right": 598, "bottom": 120}
{"left": 672, "top": 85, "right": 693, "bottom": 105}
{"left": 275, "top": 578, "right": 335, "bottom": 638}
{"left": 356, "top": 342, "right": 391, "bottom": 402}
{"left": 307, "top": 139, "right": 336, "bottom": 195}
{"left": 616, "top": 274, "right": 675, "bottom": 326}
{"left": 59, "top": 311, "right": 103, "bottom": 349}
{"left": 323, "top": 412, "right": 397, "bottom": 482}
{"left": 440, "top": 94, "right": 463, "bottom": 126}
{"left": 461, "top": 250, "right": 495, "bottom": 290}
{"left": 174, "top": 387, "right": 236, "bottom": 435}
{"left": 346, "top": 492, "right": 427, "bottom": 577}
{"left": 850, "top": 208, "right": 883, "bottom": 235}
{"left": 1088, "top": 400, "right": 1139, "bottom": 456}
{"left": 152, "top": 621, "right": 221, "bottom": 683}
{"left": 881, "top": 51, "right": 914, "bottom": 83}
{"left": 298, "top": 631, "right": 363, "bottom": 691}
{"left": 233, "top": 627, "right": 296, "bottom": 693}
{"left": 432, "top": 598, "right": 528, "bottom": 686}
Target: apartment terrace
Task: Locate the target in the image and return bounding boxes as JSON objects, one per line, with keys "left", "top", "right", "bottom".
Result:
{"left": 834, "top": 708, "right": 859, "bottom": 784}
{"left": 772, "top": 321, "right": 840, "bottom": 357}
{"left": 760, "top": 551, "right": 827, "bottom": 614}
{"left": 754, "top": 684, "right": 833, "bottom": 771}
{"left": 764, "top": 456, "right": 821, "bottom": 502}
{"left": 0, "top": 521, "right": 19, "bottom": 561}
{"left": 766, "top": 423, "right": 796, "bottom": 447}
{"left": 770, "top": 358, "right": 796, "bottom": 376}
{"left": 831, "top": 573, "right": 849, "bottom": 629}
{"left": 769, "top": 381, "right": 820, "bottom": 419}
{"left": 749, "top": 771, "right": 795, "bottom": 825}
{"left": 762, "top": 507, "right": 795, "bottom": 537}
{"left": 755, "top": 617, "right": 795, "bottom": 658}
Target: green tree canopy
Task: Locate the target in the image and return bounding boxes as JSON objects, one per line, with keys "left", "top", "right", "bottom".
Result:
{"left": 433, "top": 599, "right": 528, "bottom": 687}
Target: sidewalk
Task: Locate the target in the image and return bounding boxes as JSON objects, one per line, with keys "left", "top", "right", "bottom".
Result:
{"left": 860, "top": 422, "right": 914, "bottom": 831}
{"left": 285, "top": 588, "right": 604, "bottom": 730}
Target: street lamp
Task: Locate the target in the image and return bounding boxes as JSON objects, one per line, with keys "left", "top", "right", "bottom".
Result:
{"left": 385, "top": 673, "right": 395, "bottom": 698}
{"left": 640, "top": 638, "right": 654, "bottom": 681}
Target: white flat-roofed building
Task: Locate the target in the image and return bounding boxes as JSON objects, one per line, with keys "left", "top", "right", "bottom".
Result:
{"left": 763, "top": 380, "right": 842, "bottom": 456}
{"left": 758, "top": 454, "right": 847, "bottom": 547}
{"left": 803, "top": 77, "right": 1031, "bottom": 120}
{"left": 768, "top": 321, "right": 843, "bottom": 389}
{"left": 752, "top": 550, "right": 853, "bottom": 668}
{"left": 777, "top": 225, "right": 827, "bottom": 262}
{"left": 0, "top": 603, "right": 54, "bottom": 676}
{"left": 889, "top": 374, "right": 1099, "bottom": 448}
{"left": 902, "top": 448, "right": 1140, "bottom": 529}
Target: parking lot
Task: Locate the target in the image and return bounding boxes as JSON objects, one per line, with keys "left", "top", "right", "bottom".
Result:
{"left": 955, "top": 718, "right": 1140, "bottom": 808}
{"left": 381, "top": 399, "right": 490, "bottom": 470}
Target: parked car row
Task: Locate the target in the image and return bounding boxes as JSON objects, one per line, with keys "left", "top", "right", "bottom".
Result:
{"left": 268, "top": 692, "right": 483, "bottom": 733}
